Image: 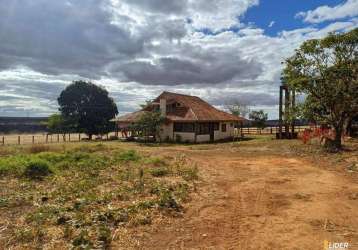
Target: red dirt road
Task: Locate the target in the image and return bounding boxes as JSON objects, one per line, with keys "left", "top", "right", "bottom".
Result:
{"left": 124, "top": 145, "right": 358, "bottom": 250}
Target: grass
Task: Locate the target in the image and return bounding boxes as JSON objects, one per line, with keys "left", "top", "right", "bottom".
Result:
{"left": 2, "top": 136, "right": 355, "bottom": 248}
{"left": 0, "top": 143, "right": 199, "bottom": 249}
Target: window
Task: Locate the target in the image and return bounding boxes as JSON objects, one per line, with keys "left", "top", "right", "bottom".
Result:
{"left": 230, "top": 123, "right": 233, "bottom": 127}
{"left": 174, "top": 123, "right": 195, "bottom": 132}
{"left": 167, "top": 103, "right": 176, "bottom": 112}
{"left": 197, "top": 123, "right": 210, "bottom": 135}
{"left": 213, "top": 123, "right": 219, "bottom": 131}
{"left": 221, "top": 123, "right": 227, "bottom": 132}
{"left": 167, "top": 102, "right": 181, "bottom": 112}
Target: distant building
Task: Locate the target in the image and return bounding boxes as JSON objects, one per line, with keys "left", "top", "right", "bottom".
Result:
{"left": 112, "top": 91, "right": 245, "bottom": 143}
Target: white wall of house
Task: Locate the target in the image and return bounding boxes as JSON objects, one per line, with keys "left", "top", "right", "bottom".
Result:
{"left": 160, "top": 121, "right": 235, "bottom": 143}
{"left": 196, "top": 134, "right": 210, "bottom": 142}
{"left": 174, "top": 132, "right": 195, "bottom": 142}
{"left": 214, "top": 122, "right": 235, "bottom": 141}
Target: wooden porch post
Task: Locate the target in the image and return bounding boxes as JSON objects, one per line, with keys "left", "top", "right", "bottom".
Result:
{"left": 291, "top": 89, "right": 296, "bottom": 135}
{"left": 279, "top": 85, "right": 284, "bottom": 139}
{"left": 285, "top": 86, "right": 290, "bottom": 139}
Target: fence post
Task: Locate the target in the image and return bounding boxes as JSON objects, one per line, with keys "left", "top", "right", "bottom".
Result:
{"left": 18, "top": 136, "right": 20, "bottom": 145}
{"left": 50, "top": 135, "right": 53, "bottom": 143}
{"left": 1, "top": 136, "right": 4, "bottom": 146}
{"left": 106, "top": 134, "right": 109, "bottom": 140}
{"left": 46, "top": 134, "right": 48, "bottom": 143}
{"left": 57, "top": 134, "right": 59, "bottom": 142}
{"left": 78, "top": 133, "right": 81, "bottom": 141}
{"left": 32, "top": 136, "right": 35, "bottom": 144}
{"left": 69, "top": 134, "right": 71, "bottom": 142}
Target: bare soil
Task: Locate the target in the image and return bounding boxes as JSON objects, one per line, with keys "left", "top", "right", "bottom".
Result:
{"left": 0, "top": 137, "right": 357, "bottom": 249}
{"left": 115, "top": 138, "right": 358, "bottom": 249}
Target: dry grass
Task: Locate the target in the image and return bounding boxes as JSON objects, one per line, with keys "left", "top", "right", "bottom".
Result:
{"left": 0, "top": 137, "right": 357, "bottom": 249}
{"left": 0, "top": 142, "right": 199, "bottom": 249}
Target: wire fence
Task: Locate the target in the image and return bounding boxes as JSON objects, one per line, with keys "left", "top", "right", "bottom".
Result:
{"left": 0, "top": 132, "right": 120, "bottom": 146}
{"left": 0, "top": 126, "right": 314, "bottom": 146}
{"left": 240, "top": 125, "right": 311, "bottom": 135}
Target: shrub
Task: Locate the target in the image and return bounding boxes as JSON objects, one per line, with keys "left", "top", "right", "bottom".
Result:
{"left": 0, "top": 156, "right": 28, "bottom": 176}
{"left": 178, "top": 166, "right": 199, "bottom": 181}
{"left": 97, "top": 224, "right": 111, "bottom": 246}
{"left": 149, "top": 167, "right": 169, "bottom": 177}
{"left": 173, "top": 183, "right": 190, "bottom": 202}
{"left": 72, "top": 230, "right": 93, "bottom": 248}
{"left": 37, "top": 152, "right": 66, "bottom": 163}
{"left": 116, "top": 150, "right": 141, "bottom": 162}
{"left": 157, "top": 189, "right": 182, "bottom": 211}
{"left": 23, "top": 159, "right": 52, "bottom": 179}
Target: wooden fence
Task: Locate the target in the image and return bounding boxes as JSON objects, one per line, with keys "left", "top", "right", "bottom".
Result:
{"left": 239, "top": 125, "right": 310, "bottom": 135}
{"left": 0, "top": 126, "right": 313, "bottom": 145}
{"left": 0, "top": 132, "right": 119, "bottom": 146}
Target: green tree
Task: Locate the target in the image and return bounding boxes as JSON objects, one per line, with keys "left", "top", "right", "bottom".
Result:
{"left": 226, "top": 100, "right": 250, "bottom": 118}
{"left": 131, "top": 111, "right": 165, "bottom": 142}
{"left": 47, "top": 114, "right": 64, "bottom": 134}
{"left": 249, "top": 110, "right": 268, "bottom": 130}
{"left": 282, "top": 28, "right": 358, "bottom": 148}
{"left": 47, "top": 113, "right": 74, "bottom": 141}
{"left": 58, "top": 81, "right": 118, "bottom": 139}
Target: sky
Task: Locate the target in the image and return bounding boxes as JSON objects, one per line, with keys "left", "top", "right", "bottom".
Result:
{"left": 0, "top": 0, "right": 357, "bottom": 119}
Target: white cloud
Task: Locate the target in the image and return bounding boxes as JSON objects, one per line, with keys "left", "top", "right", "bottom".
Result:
{"left": 187, "top": 0, "right": 259, "bottom": 31}
{"left": 296, "top": 0, "right": 358, "bottom": 23}
{"left": 116, "top": 0, "right": 259, "bottom": 32}
{"left": 268, "top": 21, "right": 275, "bottom": 27}
{"left": 0, "top": 0, "right": 357, "bottom": 118}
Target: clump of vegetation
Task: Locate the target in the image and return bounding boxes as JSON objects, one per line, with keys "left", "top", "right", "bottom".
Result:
{"left": 116, "top": 149, "right": 141, "bottom": 162}
{"left": 178, "top": 165, "right": 199, "bottom": 181}
{"left": 149, "top": 167, "right": 170, "bottom": 177}
{"left": 23, "top": 159, "right": 53, "bottom": 179}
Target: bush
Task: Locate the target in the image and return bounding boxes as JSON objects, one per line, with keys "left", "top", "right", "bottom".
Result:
{"left": 116, "top": 150, "right": 141, "bottom": 162}
{"left": 157, "top": 189, "right": 182, "bottom": 211}
{"left": 178, "top": 166, "right": 199, "bottom": 181}
{"left": 23, "top": 159, "right": 52, "bottom": 179}
{"left": 149, "top": 167, "right": 169, "bottom": 177}
{"left": 0, "top": 156, "right": 28, "bottom": 176}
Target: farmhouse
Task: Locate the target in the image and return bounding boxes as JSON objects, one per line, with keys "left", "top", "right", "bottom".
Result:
{"left": 113, "top": 91, "right": 244, "bottom": 142}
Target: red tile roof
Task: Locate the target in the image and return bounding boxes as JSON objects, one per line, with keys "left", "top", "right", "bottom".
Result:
{"left": 113, "top": 91, "right": 245, "bottom": 123}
